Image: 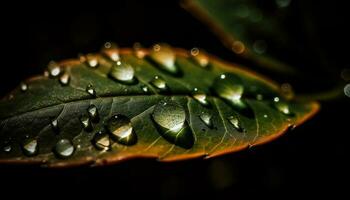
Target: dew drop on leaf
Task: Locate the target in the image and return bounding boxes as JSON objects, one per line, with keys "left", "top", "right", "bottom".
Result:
{"left": 88, "top": 105, "right": 99, "bottom": 123}
{"left": 54, "top": 139, "right": 75, "bottom": 158}
{"left": 192, "top": 88, "right": 210, "bottom": 106}
{"left": 107, "top": 114, "right": 137, "bottom": 145}
{"left": 80, "top": 115, "right": 93, "bottom": 132}
{"left": 86, "top": 84, "right": 96, "bottom": 97}
{"left": 150, "top": 76, "right": 168, "bottom": 92}
{"left": 102, "top": 42, "right": 120, "bottom": 62}
{"left": 199, "top": 112, "right": 213, "bottom": 128}
{"left": 59, "top": 73, "right": 70, "bottom": 86}
{"left": 141, "top": 85, "right": 149, "bottom": 93}
{"left": 109, "top": 60, "right": 137, "bottom": 84}
{"left": 51, "top": 119, "right": 59, "bottom": 133}
{"left": 152, "top": 100, "right": 194, "bottom": 149}
{"left": 190, "top": 48, "right": 209, "bottom": 68}
{"left": 148, "top": 44, "right": 181, "bottom": 76}
{"left": 227, "top": 115, "right": 244, "bottom": 132}
{"left": 48, "top": 61, "right": 61, "bottom": 77}
{"left": 274, "top": 101, "right": 292, "bottom": 115}
{"left": 133, "top": 42, "right": 146, "bottom": 59}
{"left": 20, "top": 82, "right": 28, "bottom": 92}
{"left": 86, "top": 56, "right": 99, "bottom": 68}
{"left": 92, "top": 130, "right": 111, "bottom": 151}
{"left": 22, "top": 138, "right": 38, "bottom": 156}
{"left": 3, "top": 145, "right": 11, "bottom": 153}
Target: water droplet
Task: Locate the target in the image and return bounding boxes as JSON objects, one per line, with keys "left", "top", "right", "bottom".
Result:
{"left": 88, "top": 105, "right": 99, "bottom": 123}
{"left": 20, "top": 82, "right": 28, "bottom": 92}
{"left": 104, "top": 41, "right": 112, "bottom": 49}
{"left": 274, "top": 97, "right": 280, "bottom": 102}
{"left": 22, "top": 139, "right": 38, "bottom": 156}
{"left": 51, "top": 119, "right": 59, "bottom": 133}
{"left": 192, "top": 88, "right": 210, "bottom": 106}
{"left": 133, "top": 42, "right": 146, "bottom": 58}
{"left": 276, "top": 0, "right": 291, "bottom": 8}
{"left": 59, "top": 73, "right": 70, "bottom": 86}
{"left": 150, "top": 76, "right": 168, "bottom": 92}
{"left": 344, "top": 84, "right": 350, "bottom": 97}
{"left": 232, "top": 41, "right": 245, "bottom": 54}
{"left": 253, "top": 40, "right": 267, "bottom": 54}
{"left": 48, "top": 61, "right": 61, "bottom": 77}
{"left": 274, "top": 101, "right": 291, "bottom": 115}
{"left": 86, "top": 84, "right": 96, "bottom": 97}
{"left": 92, "top": 130, "right": 111, "bottom": 151}
{"left": 54, "top": 139, "right": 75, "bottom": 158}
{"left": 107, "top": 114, "right": 137, "bottom": 145}
{"left": 264, "top": 114, "right": 268, "bottom": 118}
{"left": 141, "top": 85, "right": 149, "bottom": 93}
{"left": 102, "top": 42, "right": 120, "bottom": 62}
{"left": 87, "top": 57, "right": 99, "bottom": 68}
{"left": 80, "top": 115, "right": 93, "bottom": 132}
{"left": 190, "top": 48, "right": 209, "bottom": 68}
{"left": 44, "top": 70, "right": 50, "bottom": 77}
{"left": 3, "top": 145, "right": 11, "bottom": 153}
{"left": 148, "top": 44, "right": 182, "bottom": 76}
{"left": 152, "top": 100, "right": 194, "bottom": 149}
{"left": 108, "top": 60, "right": 137, "bottom": 84}
{"left": 227, "top": 115, "right": 244, "bottom": 132}
{"left": 199, "top": 112, "right": 213, "bottom": 128}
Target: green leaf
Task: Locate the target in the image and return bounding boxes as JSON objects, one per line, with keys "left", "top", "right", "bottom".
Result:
{"left": 182, "top": 0, "right": 298, "bottom": 74}
{"left": 0, "top": 45, "right": 318, "bottom": 167}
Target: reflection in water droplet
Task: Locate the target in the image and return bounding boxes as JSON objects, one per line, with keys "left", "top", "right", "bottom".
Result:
{"left": 344, "top": 84, "right": 350, "bottom": 97}
{"left": 232, "top": 41, "right": 245, "bottom": 54}
{"left": 48, "top": 61, "right": 61, "bottom": 77}
{"left": 227, "top": 115, "right": 244, "bottom": 132}
{"left": 199, "top": 112, "right": 213, "bottom": 128}
{"left": 107, "top": 114, "right": 137, "bottom": 145}
{"left": 150, "top": 76, "right": 168, "bottom": 92}
{"left": 59, "top": 73, "right": 70, "bottom": 86}
{"left": 80, "top": 115, "right": 93, "bottom": 132}
{"left": 109, "top": 60, "right": 137, "bottom": 84}
{"left": 253, "top": 40, "right": 267, "bottom": 54}
{"left": 276, "top": 0, "right": 291, "bottom": 8}
{"left": 88, "top": 105, "right": 99, "bottom": 123}
{"left": 152, "top": 100, "right": 194, "bottom": 149}
{"left": 86, "top": 84, "right": 96, "bottom": 97}
{"left": 54, "top": 139, "right": 75, "bottom": 158}
{"left": 190, "top": 48, "right": 209, "bottom": 68}
{"left": 22, "top": 139, "right": 38, "bottom": 156}
{"left": 192, "top": 88, "right": 210, "bottom": 106}
{"left": 3, "top": 145, "right": 11, "bottom": 153}
{"left": 20, "top": 82, "right": 28, "bottom": 92}
{"left": 148, "top": 44, "right": 182, "bottom": 76}
{"left": 133, "top": 42, "right": 146, "bottom": 58}
{"left": 92, "top": 130, "right": 111, "bottom": 151}
{"left": 51, "top": 119, "right": 59, "bottom": 133}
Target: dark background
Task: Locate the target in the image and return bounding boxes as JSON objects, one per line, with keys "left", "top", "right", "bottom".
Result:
{"left": 0, "top": 0, "right": 348, "bottom": 199}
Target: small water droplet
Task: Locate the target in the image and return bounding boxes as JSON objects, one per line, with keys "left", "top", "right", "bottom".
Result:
{"left": 133, "top": 42, "right": 146, "bottom": 58}
{"left": 54, "top": 139, "right": 75, "bottom": 158}
{"left": 48, "top": 61, "right": 61, "bottom": 77}
{"left": 190, "top": 48, "right": 209, "bottom": 68}
{"left": 199, "top": 112, "right": 213, "bottom": 128}
{"left": 227, "top": 115, "right": 244, "bottom": 132}
{"left": 232, "top": 41, "right": 245, "bottom": 54}
{"left": 107, "top": 114, "right": 137, "bottom": 145}
{"left": 150, "top": 76, "right": 168, "bottom": 92}
{"left": 86, "top": 84, "right": 96, "bottom": 97}
{"left": 20, "top": 82, "right": 28, "bottom": 92}
{"left": 104, "top": 42, "right": 112, "bottom": 49}
{"left": 87, "top": 57, "right": 99, "bottom": 68}
{"left": 22, "top": 139, "right": 38, "bottom": 156}
{"left": 3, "top": 145, "right": 11, "bottom": 153}
{"left": 274, "top": 97, "right": 280, "bottom": 102}
{"left": 92, "top": 130, "right": 111, "bottom": 151}
{"left": 192, "top": 88, "right": 210, "bottom": 106}
{"left": 344, "top": 84, "right": 350, "bottom": 97}
{"left": 152, "top": 100, "right": 194, "bottom": 149}
{"left": 44, "top": 70, "right": 50, "bottom": 77}
{"left": 263, "top": 114, "right": 268, "bottom": 118}
{"left": 51, "top": 119, "right": 59, "bottom": 133}
{"left": 253, "top": 40, "right": 267, "bottom": 54}
{"left": 274, "top": 101, "right": 291, "bottom": 115}
{"left": 141, "top": 85, "right": 149, "bottom": 93}
{"left": 80, "top": 115, "right": 93, "bottom": 132}
{"left": 108, "top": 60, "right": 137, "bottom": 84}
{"left": 59, "top": 73, "right": 70, "bottom": 86}
{"left": 88, "top": 105, "right": 99, "bottom": 123}
{"left": 148, "top": 44, "right": 182, "bottom": 76}
{"left": 102, "top": 42, "right": 120, "bottom": 62}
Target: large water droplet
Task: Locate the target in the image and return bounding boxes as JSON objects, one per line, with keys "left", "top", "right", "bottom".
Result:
{"left": 150, "top": 76, "right": 168, "bottom": 92}
{"left": 107, "top": 114, "right": 137, "bottom": 145}
{"left": 88, "top": 105, "right": 99, "bottom": 123}
{"left": 190, "top": 48, "right": 209, "bottom": 68}
{"left": 51, "top": 119, "right": 59, "bottom": 133}
{"left": 86, "top": 84, "right": 96, "bottom": 97}
{"left": 152, "top": 100, "right": 194, "bottom": 149}
{"left": 227, "top": 115, "right": 244, "bottom": 132}
{"left": 20, "top": 82, "right": 28, "bottom": 92}
{"left": 92, "top": 130, "right": 111, "bottom": 151}
{"left": 22, "top": 139, "right": 38, "bottom": 156}
{"left": 59, "top": 73, "right": 70, "bottom": 86}
{"left": 54, "top": 139, "right": 75, "bottom": 158}
{"left": 48, "top": 61, "right": 61, "bottom": 77}
{"left": 192, "top": 88, "right": 210, "bottom": 107}
{"left": 199, "top": 112, "right": 213, "bottom": 128}
{"left": 108, "top": 60, "right": 137, "bottom": 84}
{"left": 148, "top": 44, "right": 182, "bottom": 76}
{"left": 80, "top": 115, "right": 93, "bottom": 132}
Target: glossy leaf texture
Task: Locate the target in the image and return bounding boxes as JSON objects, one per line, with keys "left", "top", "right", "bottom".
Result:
{"left": 0, "top": 44, "right": 319, "bottom": 167}
{"left": 182, "top": 0, "right": 300, "bottom": 74}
